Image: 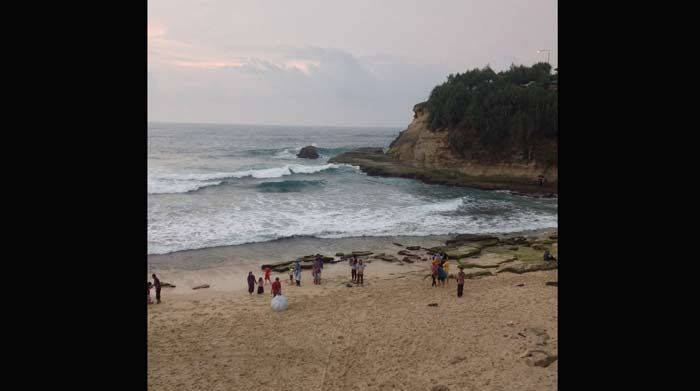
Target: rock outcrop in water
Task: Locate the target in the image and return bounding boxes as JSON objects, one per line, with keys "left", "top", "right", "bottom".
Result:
{"left": 297, "top": 146, "right": 319, "bottom": 159}
{"left": 329, "top": 102, "right": 557, "bottom": 196}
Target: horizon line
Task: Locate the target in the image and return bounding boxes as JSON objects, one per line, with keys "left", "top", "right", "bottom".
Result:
{"left": 147, "top": 119, "right": 406, "bottom": 129}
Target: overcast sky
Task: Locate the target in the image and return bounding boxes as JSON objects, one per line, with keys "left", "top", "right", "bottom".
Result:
{"left": 148, "top": 0, "right": 557, "bottom": 127}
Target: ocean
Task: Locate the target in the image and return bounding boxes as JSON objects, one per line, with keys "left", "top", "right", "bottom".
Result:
{"left": 148, "top": 122, "right": 558, "bottom": 255}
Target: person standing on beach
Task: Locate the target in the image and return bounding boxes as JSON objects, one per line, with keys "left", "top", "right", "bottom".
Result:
{"left": 431, "top": 259, "right": 438, "bottom": 287}
{"left": 437, "top": 262, "right": 447, "bottom": 287}
{"left": 272, "top": 277, "right": 282, "bottom": 297}
{"left": 264, "top": 267, "right": 272, "bottom": 285}
{"left": 152, "top": 273, "right": 162, "bottom": 304}
{"left": 442, "top": 259, "right": 450, "bottom": 286}
{"left": 294, "top": 259, "right": 302, "bottom": 287}
{"left": 349, "top": 256, "right": 356, "bottom": 282}
{"left": 457, "top": 267, "right": 466, "bottom": 297}
{"left": 313, "top": 258, "right": 322, "bottom": 285}
{"left": 247, "top": 272, "right": 256, "bottom": 295}
{"left": 357, "top": 259, "right": 365, "bottom": 285}
{"left": 257, "top": 277, "right": 265, "bottom": 294}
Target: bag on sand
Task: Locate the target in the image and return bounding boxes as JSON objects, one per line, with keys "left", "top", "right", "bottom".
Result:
{"left": 271, "top": 295, "right": 289, "bottom": 311}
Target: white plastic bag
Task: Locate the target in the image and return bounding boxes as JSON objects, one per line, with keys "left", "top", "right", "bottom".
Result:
{"left": 271, "top": 295, "right": 289, "bottom": 311}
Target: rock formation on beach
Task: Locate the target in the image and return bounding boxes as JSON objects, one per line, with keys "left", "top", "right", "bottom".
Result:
{"left": 330, "top": 64, "right": 557, "bottom": 195}
{"left": 297, "top": 145, "right": 319, "bottom": 159}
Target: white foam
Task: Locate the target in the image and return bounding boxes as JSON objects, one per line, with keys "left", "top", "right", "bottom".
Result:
{"left": 148, "top": 164, "right": 350, "bottom": 194}
{"left": 272, "top": 148, "right": 298, "bottom": 159}
{"left": 148, "top": 193, "right": 557, "bottom": 254}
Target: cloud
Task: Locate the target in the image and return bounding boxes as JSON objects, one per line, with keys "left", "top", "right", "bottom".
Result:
{"left": 148, "top": 32, "right": 450, "bottom": 126}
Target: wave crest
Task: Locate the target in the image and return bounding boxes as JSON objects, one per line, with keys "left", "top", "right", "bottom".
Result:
{"left": 148, "top": 164, "right": 352, "bottom": 194}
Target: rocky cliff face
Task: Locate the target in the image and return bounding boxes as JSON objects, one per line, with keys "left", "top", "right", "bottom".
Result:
{"left": 329, "top": 103, "right": 557, "bottom": 195}
{"left": 387, "top": 103, "right": 558, "bottom": 185}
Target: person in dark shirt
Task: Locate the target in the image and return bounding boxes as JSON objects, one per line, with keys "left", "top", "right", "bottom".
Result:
{"left": 247, "top": 272, "right": 256, "bottom": 294}
{"left": 151, "top": 274, "right": 162, "bottom": 304}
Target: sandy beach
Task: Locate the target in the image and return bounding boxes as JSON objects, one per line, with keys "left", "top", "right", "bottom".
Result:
{"left": 148, "top": 230, "right": 558, "bottom": 390}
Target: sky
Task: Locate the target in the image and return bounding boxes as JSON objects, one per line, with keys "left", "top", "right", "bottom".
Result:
{"left": 148, "top": 0, "right": 557, "bottom": 127}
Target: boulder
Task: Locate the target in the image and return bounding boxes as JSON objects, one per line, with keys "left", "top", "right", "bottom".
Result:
{"left": 522, "top": 350, "right": 558, "bottom": 367}
{"left": 497, "top": 261, "right": 558, "bottom": 274}
{"left": 397, "top": 250, "right": 414, "bottom": 256}
{"left": 263, "top": 254, "right": 334, "bottom": 271}
{"left": 374, "top": 254, "right": 400, "bottom": 262}
{"left": 546, "top": 281, "right": 558, "bottom": 287}
{"left": 464, "top": 269, "right": 493, "bottom": 279}
{"left": 335, "top": 252, "right": 344, "bottom": 257}
{"left": 445, "top": 246, "right": 481, "bottom": 259}
{"left": 406, "top": 246, "right": 421, "bottom": 251}
{"left": 401, "top": 257, "right": 415, "bottom": 263}
{"left": 393, "top": 242, "right": 403, "bottom": 247}
{"left": 445, "top": 234, "right": 499, "bottom": 247}
{"left": 352, "top": 251, "right": 373, "bottom": 256}
{"left": 296, "top": 145, "right": 319, "bottom": 159}
{"left": 458, "top": 254, "right": 516, "bottom": 269}
{"left": 161, "top": 282, "right": 176, "bottom": 288}
{"left": 192, "top": 284, "right": 210, "bottom": 290}
{"left": 261, "top": 260, "right": 295, "bottom": 270}
{"left": 502, "top": 236, "right": 528, "bottom": 245}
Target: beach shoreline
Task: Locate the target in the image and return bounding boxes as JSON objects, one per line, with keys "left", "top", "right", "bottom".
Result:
{"left": 147, "top": 228, "right": 556, "bottom": 294}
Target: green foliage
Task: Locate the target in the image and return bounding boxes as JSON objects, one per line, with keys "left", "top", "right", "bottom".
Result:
{"left": 425, "top": 63, "right": 557, "bottom": 158}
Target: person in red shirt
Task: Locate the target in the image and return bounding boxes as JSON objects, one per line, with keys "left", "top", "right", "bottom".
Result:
{"left": 264, "top": 267, "right": 272, "bottom": 284}
{"left": 271, "top": 277, "right": 282, "bottom": 297}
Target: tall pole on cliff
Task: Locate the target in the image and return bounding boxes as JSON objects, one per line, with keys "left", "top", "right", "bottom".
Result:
{"left": 538, "top": 49, "right": 551, "bottom": 64}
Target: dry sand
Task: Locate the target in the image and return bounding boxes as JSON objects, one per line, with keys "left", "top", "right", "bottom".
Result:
{"left": 148, "top": 260, "right": 557, "bottom": 390}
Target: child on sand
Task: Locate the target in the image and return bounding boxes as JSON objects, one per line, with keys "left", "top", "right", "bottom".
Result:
{"left": 264, "top": 267, "right": 272, "bottom": 284}
{"left": 457, "top": 267, "right": 466, "bottom": 297}
{"left": 272, "top": 277, "right": 282, "bottom": 297}
{"left": 294, "top": 259, "right": 302, "bottom": 287}
{"left": 147, "top": 281, "right": 152, "bottom": 304}
{"left": 257, "top": 277, "right": 264, "bottom": 294}
{"left": 289, "top": 264, "right": 295, "bottom": 284}
{"left": 313, "top": 266, "right": 321, "bottom": 285}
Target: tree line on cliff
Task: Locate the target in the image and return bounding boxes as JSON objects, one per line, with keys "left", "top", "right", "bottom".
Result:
{"left": 425, "top": 63, "right": 557, "bottom": 165}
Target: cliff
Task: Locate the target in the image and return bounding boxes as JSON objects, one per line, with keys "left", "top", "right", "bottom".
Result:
{"left": 330, "top": 103, "right": 557, "bottom": 196}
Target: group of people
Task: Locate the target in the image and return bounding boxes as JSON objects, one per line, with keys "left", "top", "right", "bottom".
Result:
{"left": 348, "top": 256, "right": 366, "bottom": 285}
{"left": 247, "top": 267, "right": 282, "bottom": 297}
{"left": 146, "top": 273, "right": 161, "bottom": 304}
{"left": 285, "top": 255, "right": 325, "bottom": 287}
{"left": 430, "top": 253, "right": 467, "bottom": 297}
{"left": 431, "top": 253, "right": 450, "bottom": 287}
